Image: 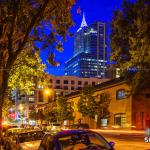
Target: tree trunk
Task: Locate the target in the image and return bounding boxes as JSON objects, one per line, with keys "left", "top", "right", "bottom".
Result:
{"left": 0, "top": 64, "right": 9, "bottom": 149}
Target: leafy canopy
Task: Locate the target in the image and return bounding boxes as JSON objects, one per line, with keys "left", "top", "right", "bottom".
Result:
{"left": 78, "top": 86, "right": 110, "bottom": 119}
{"left": 111, "top": 0, "right": 150, "bottom": 92}
{"left": 57, "top": 96, "right": 74, "bottom": 121}
{"left": 8, "top": 50, "right": 46, "bottom": 94}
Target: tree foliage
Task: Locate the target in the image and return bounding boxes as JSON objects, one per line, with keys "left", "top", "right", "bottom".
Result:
{"left": 29, "top": 108, "right": 37, "bottom": 120}
{"left": 45, "top": 107, "right": 58, "bottom": 123}
{"left": 57, "top": 96, "right": 74, "bottom": 121}
{"left": 36, "top": 109, "right": 46, "bottom": 124}
{"left": 8, "top": 50, "right": 46, "bottom": 94}
{"left": 111, "top": 0, "right": 150, "bottom": 93}
{"left": 78, "top": 86, "right": 97, "bottom": 118}
{"left": 0, "top": 0, "right": 75, "bottom": 136}
{"left": 78, "top": 86, "right": 110, "bottom": 120}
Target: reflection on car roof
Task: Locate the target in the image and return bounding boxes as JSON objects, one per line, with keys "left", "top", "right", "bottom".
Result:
{"left": 54, "top": 130, "right": 91, "bottom": 137}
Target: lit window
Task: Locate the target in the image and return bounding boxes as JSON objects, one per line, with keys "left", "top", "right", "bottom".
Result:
{"left": 101, "top": 118, "right": 108, "bottom": 127}
{"left": 114, "top": 113, "right": 126, "bottom": 127}
{"left": 116, "top": 89, "right": 126, "bottom": 100}
{"left": 30, "top": 91, "right": 34, "bottom": 95}
{"left": 28, "top": 97, "right": 34, "bottom": 103}
{"left": 38, "top": 85, "right": 44, "bottom": 89}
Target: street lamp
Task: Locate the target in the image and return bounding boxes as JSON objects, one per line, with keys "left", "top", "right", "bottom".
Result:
{"left": 44, "top": 88, "right": 53, "bottom": 95}
{"left": 19, "top": 104, "right": 24, "bottom": 126}
{"left": 19, "top": 104, "right": 24, "bottom": 111}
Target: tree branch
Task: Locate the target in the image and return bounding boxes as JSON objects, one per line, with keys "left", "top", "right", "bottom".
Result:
{"left": 15, "top": 0, "right": 50, "bottom": 57}
{"left": 7, "top": 0, "right": 19, "bottom": 55}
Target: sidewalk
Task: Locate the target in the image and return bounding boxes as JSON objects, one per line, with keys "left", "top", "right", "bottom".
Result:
{"left": 91, "top": 129, "right": 145, "bottom": 135}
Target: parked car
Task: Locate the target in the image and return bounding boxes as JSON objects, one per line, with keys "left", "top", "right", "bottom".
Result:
{"left": 46, "top": 123, "right": 61, "bottom": 134}
{"left": 2, "top": 124, "right": 18, "bottom": 132}
{"left": 4, "top": 130, "right": 45, "bottom": 150}
{"left": 38, "top": 129, "right": 115, "bottom": 150}
{"left": 2, "top": 127, "right": 25, "bottom": 148}
{"left": 70, "top": 123, "right": 90, "bottom": 129}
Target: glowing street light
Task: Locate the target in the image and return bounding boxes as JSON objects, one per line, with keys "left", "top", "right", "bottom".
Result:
{"left": 44, "top": 88, "right": 53, "bottom": 95}
{"left": 19, "top": 104, "right": 24, "bottom": 111}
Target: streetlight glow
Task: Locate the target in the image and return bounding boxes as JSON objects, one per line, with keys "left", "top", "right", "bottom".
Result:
{"left": 19, "top": 104, "right": 23, "bottom": 111}
{"left": 44, "top": 88, "right": 52, "bottom": 95}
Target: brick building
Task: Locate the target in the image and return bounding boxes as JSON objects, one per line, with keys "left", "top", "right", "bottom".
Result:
{"left": 66, "top": 78, "right": 150, "bottom": 130}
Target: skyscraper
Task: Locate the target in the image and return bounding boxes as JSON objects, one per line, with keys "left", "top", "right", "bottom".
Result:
{"left": 65, "top": 13, "right": 107, "bottom": 78}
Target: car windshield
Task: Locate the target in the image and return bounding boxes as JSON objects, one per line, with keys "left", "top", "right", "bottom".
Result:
{"left": 58, "top": 132, "right": 112, "bottom": 150}
{"left": 17, "top": 131, "right": 44, "bottom": 143}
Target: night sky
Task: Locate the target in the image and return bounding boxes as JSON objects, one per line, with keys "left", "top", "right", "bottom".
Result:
{"left": 42, "top": 0, "right": 123, "bottom": 76}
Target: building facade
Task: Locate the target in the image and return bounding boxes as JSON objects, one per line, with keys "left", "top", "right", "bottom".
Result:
{"left": 36, "top": 74, "right": 109, "bottom": 105}
{"left": 65, "top": 13, "right": 107, "bottom": 78}
{"left": 66, "top": 79, "right": 150, "bottom": 130}
{"left": 13, "top": 74, "right": 109, "bottom": 124}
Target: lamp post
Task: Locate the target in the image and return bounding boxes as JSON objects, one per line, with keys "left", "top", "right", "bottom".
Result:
{"left": 19, "top": 104, "right": 24, "bottom": 127}
{"left": 44, "top": 88, "right": 53, "bottom": 102}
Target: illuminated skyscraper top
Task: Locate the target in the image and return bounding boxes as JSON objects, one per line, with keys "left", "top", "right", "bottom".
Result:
{"left": 77, "top": 13, "right": 88, "bottom": 32}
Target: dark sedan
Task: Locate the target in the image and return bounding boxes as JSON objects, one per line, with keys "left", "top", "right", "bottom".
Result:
{"left": 38, "top": 129, "right": 115, "bottom": 150}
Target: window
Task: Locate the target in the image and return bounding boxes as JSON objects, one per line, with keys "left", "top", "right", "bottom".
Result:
{"left": 114, "top": 113, "right": 126, "bottom": 127}
{"left": 39, "top": 135, "right": 56, "bottom": 150}
{"left": 71, "top": 86, "right": 75, "bottom": 90}
{"left": 56, "top": 80, "right": 60, "bottom": 84}
{"left": 116, "top": 89, "right": 126, "bottom": 100}
{"left": 38, "top": 91, "right": 43, "bottom": 102}
{"left": 101, "top": 118, "right": 108, "bottom": 127}
{"left": 71, "top": 80, "right": 75, "bottom": 84}
{"left": 84, "top": 81, "right": 88, "bottom": 85}
{"left": 28, "top": 97, "right": 34, "bottom": 103}
{"left": 64, "top": 86, "right": 68, "bottom": 90}
{"left": 55, "top": 86, "right": 61, "bottom": 89}
{"left": 100, "top": 93, "right": 110, "bottom": 102}
{"left": 50, "top": 79, "right": 53, "bottom": 83}
{"left": 64, "top": 80, "right": 68, "bottom": 84}
{"left": 78, "top": 81, "right": 82, "bottom": 85}
{"left": 77, "top": 87, "right": 82, "bottom": 90}
{"left": 38, "top": 85, "right": 43, "bottom": 89}
{"left": 92, "top": 82, "right": 95, "bottom": 86}
{"left": 30, "top": 91, "right": 34, "bottom": 95}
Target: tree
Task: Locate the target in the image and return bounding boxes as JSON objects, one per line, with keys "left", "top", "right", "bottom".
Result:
{"left": 8, "top": 50, "right": 46, "bottom": 94}
{"left": 78, "top": 86, "right": 110, "bottom": 122}
{"left": 44, "top": 101, "right": 58, "bottom": 123}
{"left": 36, "top": 109, "right": 45, "bottom": 124}
{"left": 0, "top": 0, "right": 75, "bottom": 140}
{"left": 96, "top": 93, "right": 110, "bottom": 127}
{"left": 111, "top": 0, "right": 150, "bottom": 93}
{"left": 29, "top": 108, "right": 37, "bottom": 121}
{"left": 78, "top": 86, "right": 97, "bottom": 119}
{"left": 57, "top": 96, "right": 74, "bottom": 122}
{"left": 45, "top": 108, "right": 58, "bottom": 123}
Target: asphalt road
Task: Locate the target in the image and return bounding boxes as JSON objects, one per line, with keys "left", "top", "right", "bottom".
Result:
{"left": 99, "top": 132, "right": 150, "bottom": 150}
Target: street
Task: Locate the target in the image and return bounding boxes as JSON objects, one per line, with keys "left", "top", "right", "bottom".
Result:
{"left": 97, "top": 131, "right": 150, "bottom": 150}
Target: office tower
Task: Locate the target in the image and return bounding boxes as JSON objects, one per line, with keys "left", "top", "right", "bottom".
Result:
{"left": 65, "top": 13, "right": 107, "bottom": 78}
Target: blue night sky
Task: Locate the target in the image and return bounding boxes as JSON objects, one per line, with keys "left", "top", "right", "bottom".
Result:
{"left": 42, "top": 0, "right": 123, "bottom": 76}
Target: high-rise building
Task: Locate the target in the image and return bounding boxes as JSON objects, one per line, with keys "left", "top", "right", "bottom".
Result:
{"left": 65, "top": 13, "right": 107, "bottom": 78}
